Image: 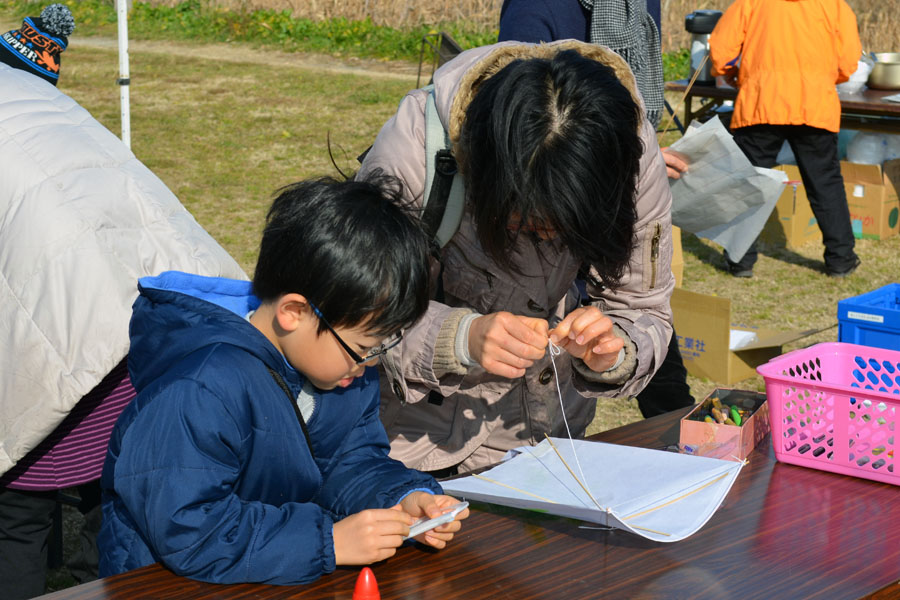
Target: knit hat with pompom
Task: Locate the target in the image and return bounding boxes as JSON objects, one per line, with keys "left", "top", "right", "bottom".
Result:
{"left": 0, "top": 4, "right": 76, "bottom": 85}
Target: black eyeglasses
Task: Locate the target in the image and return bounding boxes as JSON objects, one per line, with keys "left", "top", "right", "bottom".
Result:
{"left": 309, "top": 302, "right": 402, "bottom": 365}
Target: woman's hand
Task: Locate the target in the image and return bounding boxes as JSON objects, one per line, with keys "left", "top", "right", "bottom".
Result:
{"left": 549, "top": 306, "right": 625, "bottom": 373}
{"left": 332, "top": 506, "right": 412, "bottom": 565}
{"left": 468, "top": 312, "right": 548, "bottom": 378}
{"left": 721, "top": 68, "right": 739, "bottom": 88}
{"left": 660, "top": 148, "right": 689, "bottom": 179}
{"left": 400, "top": 492, "right": 469, "bottom": 549}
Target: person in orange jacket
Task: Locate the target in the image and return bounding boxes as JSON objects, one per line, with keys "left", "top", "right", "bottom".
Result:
{"left": 709, "top": 0, "right": 862, "bottom": 278}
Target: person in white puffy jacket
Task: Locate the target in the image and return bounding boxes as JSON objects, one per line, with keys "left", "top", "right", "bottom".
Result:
{"left": 0, "top": 63, "right": 245, "bottom": 598}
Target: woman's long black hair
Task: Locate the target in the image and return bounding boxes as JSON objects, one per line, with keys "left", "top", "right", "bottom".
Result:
{"left": 459, "top": 49, "right": 643, "bottom": 289}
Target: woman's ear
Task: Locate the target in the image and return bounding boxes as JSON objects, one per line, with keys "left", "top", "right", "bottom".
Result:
{"left": 275, "top": 293, "right": 311, "bottom": 333}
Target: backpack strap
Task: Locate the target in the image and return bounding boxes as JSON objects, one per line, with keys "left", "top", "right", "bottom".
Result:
{"left": 267, "top": 367, "right": 315, "bottom": 461}
{"left": 422, "top": 85, "right": 465, "bottom": 249}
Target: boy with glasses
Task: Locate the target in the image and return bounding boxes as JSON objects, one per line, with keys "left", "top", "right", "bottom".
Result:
{"left": 98, "top": 174, "right": 468, "bottom": 584}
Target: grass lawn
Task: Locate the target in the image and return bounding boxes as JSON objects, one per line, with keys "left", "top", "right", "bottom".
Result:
{"left": 57, "top": 40, "right": 417, "bottom": 269}
{"left": 5, "top": 31, "right": 898, "bottom": 594}
{"left": 49, "top": 34, "right": 900, "bottom": 429}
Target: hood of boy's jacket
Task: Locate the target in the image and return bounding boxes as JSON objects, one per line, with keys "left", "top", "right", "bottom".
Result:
{"left": 128, "top": 271, "right": 286, "bottom": 392}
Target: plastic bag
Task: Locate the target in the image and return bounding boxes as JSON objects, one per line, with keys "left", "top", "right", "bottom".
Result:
{"left": 884, "top": 134, "right": 900, "bottom": 162}
{"left": 837, "top": 58, "right": 872, "bottom": 94}
{"left": 775, "top": 140, "right": 795, "bottom": 165}
{"left": 838, "top": 129, "right": 859, "bottom": 160}
{"left": 847, "top": 132, "right": 887, "bottom": 164}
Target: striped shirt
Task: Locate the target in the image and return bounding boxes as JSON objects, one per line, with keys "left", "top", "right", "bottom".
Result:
{"left": 0, "top": 359, "right": 135, "bottom": 490}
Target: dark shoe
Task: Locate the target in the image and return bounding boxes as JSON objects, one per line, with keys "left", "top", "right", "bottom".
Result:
{"left": 724, "top": 251, "right": 754, "bottom": 278}
{"left": 826, "top": 257, "right": 861, "bottom": 278}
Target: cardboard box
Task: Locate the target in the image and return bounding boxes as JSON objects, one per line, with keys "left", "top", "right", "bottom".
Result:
{"left": 671, "top": 288, "right": 822, "bottom": 384}
{"left": 671, "top": 225, "right": 684, "bottom": 288}
{"left": 679, "top": 388, "right": 770, "bottom": 461}
{"left": 759, "top": 164, "right": 822, "bottom": 249}
{"left": 842, "top": 159, "right": 900, "bottom": 240}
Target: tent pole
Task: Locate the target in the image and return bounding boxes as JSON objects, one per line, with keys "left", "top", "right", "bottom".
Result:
{"left": 116, "top": 0, "right": 131, "bottom": 148}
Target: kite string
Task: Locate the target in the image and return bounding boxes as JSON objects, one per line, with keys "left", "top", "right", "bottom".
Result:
{"left": 547, "top": 341, "right": 596, "bottom": 504}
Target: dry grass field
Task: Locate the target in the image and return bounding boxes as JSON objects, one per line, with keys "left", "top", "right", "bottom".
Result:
{"left": 159, "top": 0, "right": 899, "bottom": 54}
{"left": 658, "top": 0, "right": 899, "bottom": 54}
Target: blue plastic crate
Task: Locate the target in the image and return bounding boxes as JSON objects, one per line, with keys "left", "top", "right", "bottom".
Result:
{"left": 838, "top": 284, "right": 900, "bottom": 351}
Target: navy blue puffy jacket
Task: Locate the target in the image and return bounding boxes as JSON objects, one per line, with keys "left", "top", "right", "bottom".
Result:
{"left": 99, "top": 272, "right": 440, "bottom": 584}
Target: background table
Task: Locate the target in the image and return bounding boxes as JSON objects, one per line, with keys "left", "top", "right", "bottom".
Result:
{"left": 38, "top": 407, "right": 900, "bottom": 599}
{"left": 665, "top": 79, "right": 900, "bottom": 134}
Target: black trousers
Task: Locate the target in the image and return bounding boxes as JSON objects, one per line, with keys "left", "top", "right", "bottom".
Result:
{"left": 636, "top": 329, "right": 695, "bottom": 418}
{"left": 0, "top": 482, "right": 101, "bottom": 599}
{"left": 727, "top": 124, "right": 857, "bottom": 273}
{"left": 0, "top": 488, "right": 56, "bottom": 599}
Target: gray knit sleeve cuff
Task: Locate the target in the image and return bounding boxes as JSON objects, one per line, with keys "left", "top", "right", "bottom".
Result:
{"left": 571, "top": 323, "right": 638, "bottom": 384}
{"left": 433, "top": 308, "right": 479, "bottom": 377}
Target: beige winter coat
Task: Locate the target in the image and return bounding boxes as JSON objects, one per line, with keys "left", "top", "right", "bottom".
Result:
{"left": 358, "top": 40, "right": 675, "bottom": 471}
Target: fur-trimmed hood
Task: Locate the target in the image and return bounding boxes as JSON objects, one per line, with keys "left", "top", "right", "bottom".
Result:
{"left": 430, "top": 39, "right": 643, "bottom": 150}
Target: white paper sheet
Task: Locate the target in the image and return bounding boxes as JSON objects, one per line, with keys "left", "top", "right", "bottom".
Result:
{"left": 729, "top": 329, "right": 759, "bottom": 351}
{"left": 668, "top": 118, "right": 788, "bottom": 262}
{"left": 441, "top": 438, "right": 743, "bottom": 543}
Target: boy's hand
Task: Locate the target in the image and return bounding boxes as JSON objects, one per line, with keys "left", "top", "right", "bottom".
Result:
{"left": 400, "top": 492, "right": 469, "bottom": 549}
{"left": 333, "top": 506, "right": 413, "bottom": 565}
{"left": 468, "top": 312, "right": 549, "bottom": 378}
{"left": 549, "top": 306, "right": 625, "bottom": 373}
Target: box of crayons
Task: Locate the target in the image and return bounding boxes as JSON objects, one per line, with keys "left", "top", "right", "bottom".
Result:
{"left": 679, "top": 388, "right": 770, "bottom": 461}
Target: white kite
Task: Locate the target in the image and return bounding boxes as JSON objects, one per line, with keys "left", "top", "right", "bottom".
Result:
{"left": 441, "top": 437, "right": 744, "bottom": 543}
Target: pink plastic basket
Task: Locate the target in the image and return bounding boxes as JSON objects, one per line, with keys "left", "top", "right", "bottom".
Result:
{"left": 757, "top": 342, "right": 899, "bottom": 486}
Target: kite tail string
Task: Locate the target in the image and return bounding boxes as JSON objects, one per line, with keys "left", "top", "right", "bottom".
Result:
{"left": 547, "top": 341, "right": 594, "bottom": 500}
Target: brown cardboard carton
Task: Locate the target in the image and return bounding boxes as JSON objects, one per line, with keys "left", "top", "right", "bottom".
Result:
{"left": 671, "top": 288, "right": 823, "bottom": 384}
{"left": 842, "top": 158, "right": 900, "bottom": 240}
{"left": 759, "top": 164, "right": 822, "bottom": 249}
{"left": 671, "top": 225, "right": 684, "bottom": 288}
{"left": 679, "top": 388, "right": 770, "bottom": 461}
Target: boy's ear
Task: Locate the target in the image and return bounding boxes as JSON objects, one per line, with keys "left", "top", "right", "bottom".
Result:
{"left": 275, "top": 293, "right": 312, "bottom": 333}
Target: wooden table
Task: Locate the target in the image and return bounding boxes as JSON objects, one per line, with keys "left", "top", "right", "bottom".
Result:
{"left": 665, "top": 79, "right": 900, "bottom": 134}
{"left": 38, "top": 408, "right": 900, "bottom": 600}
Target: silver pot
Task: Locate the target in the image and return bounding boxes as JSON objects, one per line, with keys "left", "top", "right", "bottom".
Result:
{"left": 867, "top": 52, "right": 900, "bottom": 90}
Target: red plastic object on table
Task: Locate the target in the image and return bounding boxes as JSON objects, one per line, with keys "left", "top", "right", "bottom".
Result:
{"left": 352, "top": 567, "right": 381, "bottom": 600}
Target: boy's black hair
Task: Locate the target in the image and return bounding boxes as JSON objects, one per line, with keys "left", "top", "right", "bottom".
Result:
{"left": 252, "top": 172, "right": 430, "bottom": 336}
{"left": 458, "top": 49, "right": 643, "bottom": 290}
